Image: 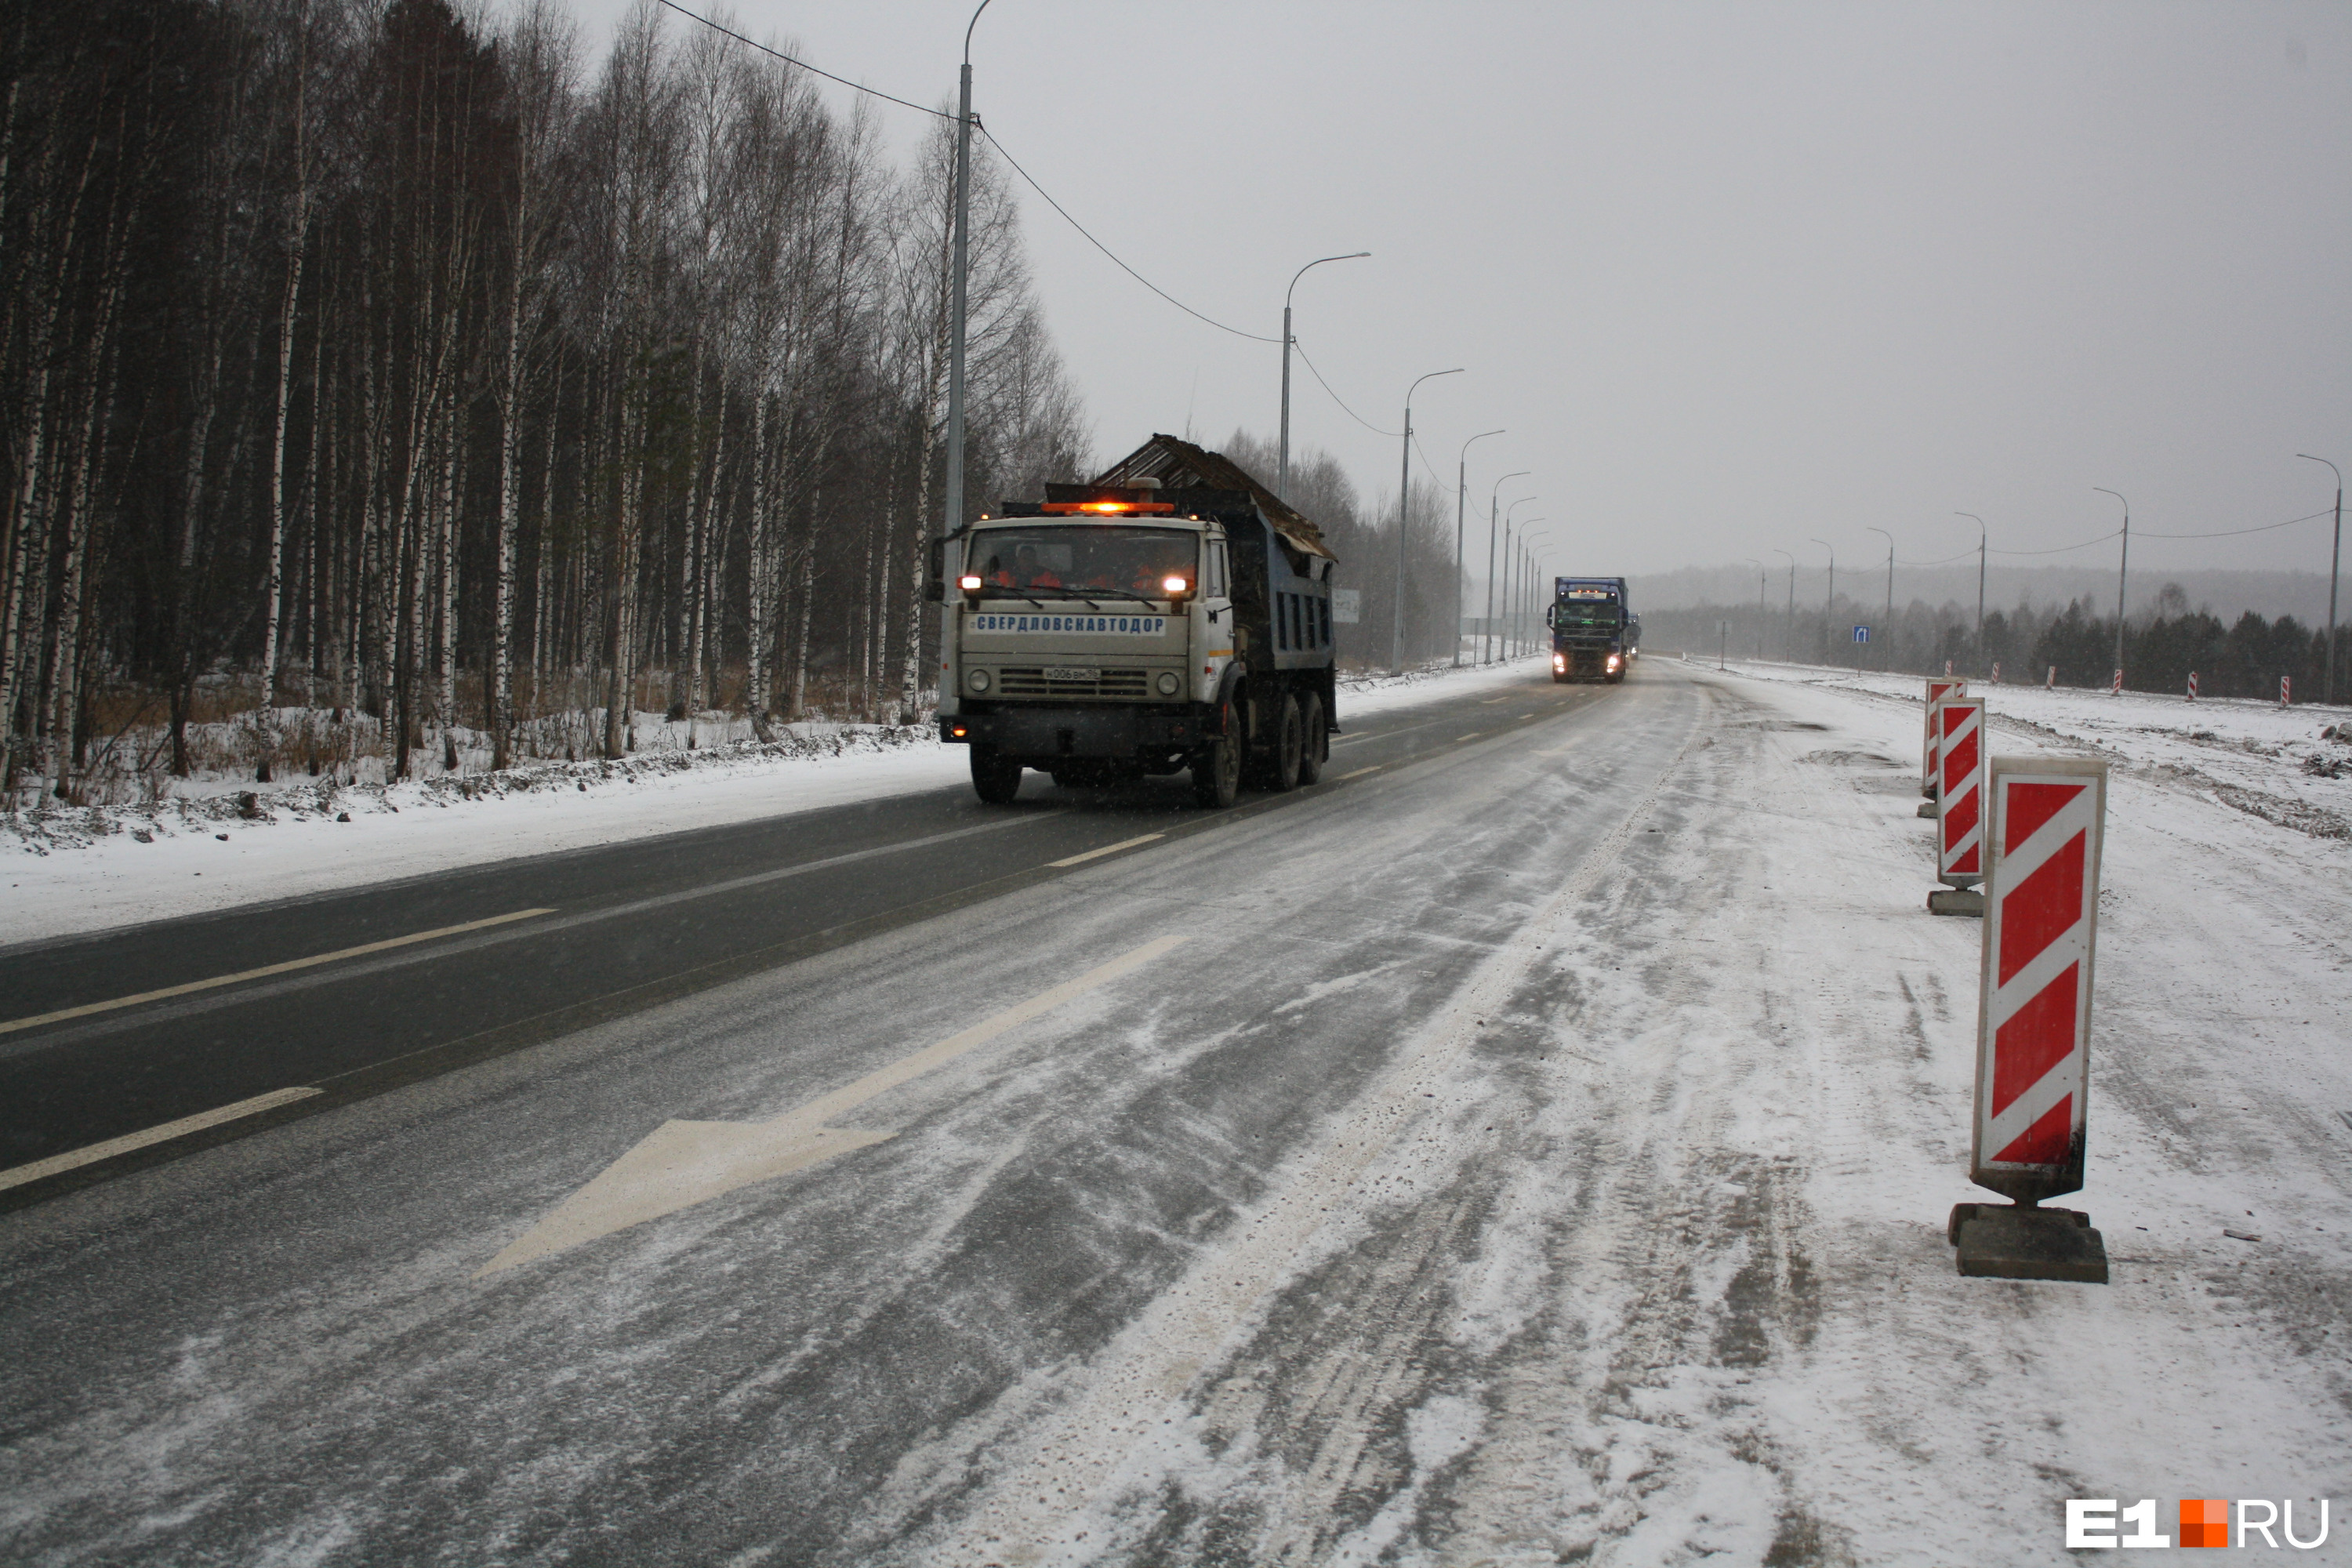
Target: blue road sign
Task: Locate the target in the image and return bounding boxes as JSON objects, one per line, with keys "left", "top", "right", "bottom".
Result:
{"left": 1853, "top": 625, "right": 1871, "bottom": 644}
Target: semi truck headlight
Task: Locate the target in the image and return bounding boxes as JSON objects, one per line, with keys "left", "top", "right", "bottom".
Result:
{"left": 1606, "top": 654, "right": 1622, "bottom": 672}
{"left": 1553, "top": 653, "right": 1565, "bottom": 671}
{"left": 1155, "top": 671, "right": 1181, "bottom": 695}
{"left": 969, "top": 668, "right": 991, "bottom": 692}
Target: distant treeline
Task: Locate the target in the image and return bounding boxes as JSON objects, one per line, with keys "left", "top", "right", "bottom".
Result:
{"left": 0, "top": 0, "right": 1090, "bottom": 794}
{"left": 1646, "top": 586, "right": 2344, "bottom": 700}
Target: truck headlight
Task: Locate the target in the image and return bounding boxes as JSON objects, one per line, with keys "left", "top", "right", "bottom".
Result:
{"left": 1155, "top": 671, "right": 1181, "bottom": 695}
{"left": 969, "top": 668, "right": 991, "bottom": 692}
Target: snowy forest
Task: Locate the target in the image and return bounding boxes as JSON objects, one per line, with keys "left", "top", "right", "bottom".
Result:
{"left": 0, "top": 0, "right": 1093, "bottom": 798}
{"left": 1644, "top": 585, "right": 2341, "bottom": 700}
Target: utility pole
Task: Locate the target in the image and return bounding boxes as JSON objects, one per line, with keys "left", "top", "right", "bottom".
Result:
{"left": 940, "top": 0, "right": 991, "bottom": 683}
{"left": 1277, "top": 252, "right": 1370, "bottom": 501}
{"left": 2095, "top": 488, "right": 2128, "bottom": 687}
{"left": 1392, "top": 368, "right": 1463, "bottom": 673}
{"left": 1866, "top": 526, "right": 1893, "bottom": 671}
{"left": 1956, "top": 513, "right": 1986, "bottom": 672}
{"left": 2298, "top": 456, "right": 2342, "bottom": 703}
{"left": 1454, "top": 430, "right": 1504, "bottom": 666}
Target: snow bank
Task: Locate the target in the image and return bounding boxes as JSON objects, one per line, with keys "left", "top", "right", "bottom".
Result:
{"left": 0, "top": 656, "right": 1555, "bottom": 947}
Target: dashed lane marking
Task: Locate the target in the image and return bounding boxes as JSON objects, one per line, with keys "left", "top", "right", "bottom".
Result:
{"left": 1049, "top": 833, "right": 1165, "bottom": 868}
{"left": 0, "top": 1086, "right": 323, "bottom": 1192}
{"left": 0, "top": 909, "right": 557, "bottom": 1036}
{"left": 1336, "top": 766, "right": 1382, "bottom": 780}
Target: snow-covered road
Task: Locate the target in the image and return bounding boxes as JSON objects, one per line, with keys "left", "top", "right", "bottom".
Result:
{"left": 2, "top": 659, "right": 2344, "bottom": 1565}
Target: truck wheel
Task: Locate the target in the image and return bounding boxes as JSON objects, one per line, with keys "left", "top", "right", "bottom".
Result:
{"left": 971, "top": 747, "right": 1023, "bottom": 804}
{"left": 1190, "top": 704, "right": 1240, "bottom": 808}
{"left": 1296, "top": 693, "right": 1327, "bottom": 785}
{"left": 1269, "top": 694, "right": 1304, "bottom": 792}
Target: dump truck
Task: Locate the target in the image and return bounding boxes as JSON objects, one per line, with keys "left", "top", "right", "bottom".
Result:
{"left": 1548, "top": 576, "right": 1639, "bottom": 682}
{"left": 933, "top": 434, "right": 1338, "bottom": 808}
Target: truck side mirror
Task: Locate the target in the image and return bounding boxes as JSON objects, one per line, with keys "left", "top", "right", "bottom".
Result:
{"left": 924, "top": 538, "right": 946, "bottom": 602}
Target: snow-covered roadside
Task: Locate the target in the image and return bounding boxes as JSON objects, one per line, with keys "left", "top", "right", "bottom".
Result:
{"left": 0, "top": 655, "right": 1552, "bottom": 948}
{"left": 1719, "top": 657, "right": 2352, "bottom": 843}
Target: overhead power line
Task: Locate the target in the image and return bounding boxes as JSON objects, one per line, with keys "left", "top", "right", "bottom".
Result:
{"left": 1990, "top": 528, "right": 2122, "bottom": 557}
{"left": 648, "top": 0, "right": 953, "bottom": 121}
{"left": 979, "top": 129, "right": 1279, "bottom": 344}
{"left": 1287, "top": 339, "right": 1402, "bottom": 437}
{"left": 2137, "top": 506, "right": 2335, "bottom": 540}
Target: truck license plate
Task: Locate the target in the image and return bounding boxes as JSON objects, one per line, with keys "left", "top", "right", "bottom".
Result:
{"left": 1042, "top": 666, "right": 1099, "bottom": 681}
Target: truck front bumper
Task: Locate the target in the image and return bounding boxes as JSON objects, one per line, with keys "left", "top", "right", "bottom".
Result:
{"left": 939, "top": 704, "right": 1208, "bottom": 759}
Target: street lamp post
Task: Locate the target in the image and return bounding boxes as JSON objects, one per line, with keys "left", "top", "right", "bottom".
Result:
{"left": 1741, "top": 558, "right": 1765, "bottom": 659}
{"left": 1866, "top": 526, "right": 1893, "bottom": 670}
{"left": 1522, "top": 527, "right": 1552, "bottom": 659}
{"left": 2298, "top": 455, "right": 2342, "bottom": 704}
{"left": 1485, "top": 473, "right": 1529, "bottom": 664}
{"left": 1810, "top": 538, "right": 1834, "bottom": 663}
{"left": 1276, "top": 252, "right": 1370, "bottom": 502}
{"left": 2094, "top": 488, "right": 2128, "bottom": 687}
{"left": 1772, "top": 548, "right": 1795, "bottom": 663}
{"left": 1501, "top": 497, "right": 1536, "bottom": 661}
{"left": 1455, "top": 430, "right": 1504, "bottom": 666}
{"left": 1392, "top": 368, "right": 1465, "bottom": 673}
{"left": 1955, "top": 512, "right": 1986, "bottom": 670}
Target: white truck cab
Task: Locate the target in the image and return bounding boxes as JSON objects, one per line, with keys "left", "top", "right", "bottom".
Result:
{"left": 933, "top": 435, "right": 1338, "bottom": 807}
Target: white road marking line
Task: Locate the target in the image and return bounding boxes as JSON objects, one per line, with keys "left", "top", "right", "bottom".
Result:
{"left": 1457, "top": 731, "right": 1485, "bottom": 741}
{"left": 1336, "top": 766, "right": 1382, "bottom": 780}
{"left": 0, "top": 1086, "right": 322, "bottom": 1192}
{"left": 477, "top": 933, "right": 1191, "bottom": 1276}
{"left": 1479, "top": 695, "right": 1509, "bottom": 704}
{"left": 1330, "top": 718, "right": 1442, "bottom": 747}
{"left": 5, "top": 812, "right": 1064, "bottom": 1052}
{"left": 1048, "top": 833, "right": 1164, "bottom": 868}
{"left": 0, "top": 909, "right": 557, "bottom": 1036}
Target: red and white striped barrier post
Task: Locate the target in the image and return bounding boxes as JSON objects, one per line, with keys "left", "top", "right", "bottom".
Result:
{"left": 1991, "top": 661, "right": 2001, "bottom": 685}
{"left": 2187, "top": 670, "right": 2199, "bottom": 702}
{"left": 1921, "top": 678, "right": 1965, "bottom": 812}
{"left": 2111, "top": 667, "right": 2124, "bottom": 695}
{"left": 1929, "top": 696, "right": 1986, "bottom": 916}
{"left": 1949, "top": 756, "right": 2111, "bottom": 1283}
{"left": 1945, "top": 659, "right": 1955, "bottom": 677}
{"left": 2046, "top": 666, "right": 2056, "bottom": 689}
{"left": 2281, "top": 675, "right": 2292, "bottom": 706}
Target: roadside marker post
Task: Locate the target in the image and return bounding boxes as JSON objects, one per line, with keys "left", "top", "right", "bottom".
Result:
{"left": 1991, "top": 661, "right": 2002, "bottom": 685}
{"left": 1949, "top": 756, "right": 2111, "bottom": 1283}
{"left": 1928, "top": 696, "right": 1987, "bottom": 916}
{"left": 1920, "top": 678, "right": 1965, "bottom": 814}
{"left": 2281, "top": 675, "right": 2292, "bottom": 706}
{"left": 1944, "top": 659, "right": 1955, "bottom": 677}
{"left": 2046, "top": 666, "right": 2056, "bottom": 689}
{"left": 2187, "top": 671, "right": 2199, "bottom": 702}
{"left": 2111, "top": 667, "right": 2124, "bottom": 695}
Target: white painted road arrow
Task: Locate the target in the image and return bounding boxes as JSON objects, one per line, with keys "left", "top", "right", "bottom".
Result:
{"left": 478, "top": 933, "right": 1188, "bottom": 1276}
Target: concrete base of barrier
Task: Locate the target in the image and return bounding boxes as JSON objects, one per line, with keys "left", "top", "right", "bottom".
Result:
{"left": 1949, "top": 1203, "right": 2109, "bottom": 1283}
{"left": 1915, "top": 800, "right": 1938, "bottom": 818}
{"left": 1927, "top": 887, "right": 1985, "bottom": 916}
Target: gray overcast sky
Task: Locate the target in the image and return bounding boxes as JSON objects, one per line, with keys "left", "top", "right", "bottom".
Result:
{"left": 565, "top": 1, "right": 2349, "bottom": 585}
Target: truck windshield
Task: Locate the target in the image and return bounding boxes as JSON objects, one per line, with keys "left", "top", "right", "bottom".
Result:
{"left": 1556, "top": 597, "right": 1620, "bottom": 623}
{"left": 968, "top": 525, "right": 1197, "bottom": 596}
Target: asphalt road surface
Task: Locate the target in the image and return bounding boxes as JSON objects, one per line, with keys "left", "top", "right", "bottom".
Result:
{"left": 2, "top": 659, "right": 1711, "bottom": 1563}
